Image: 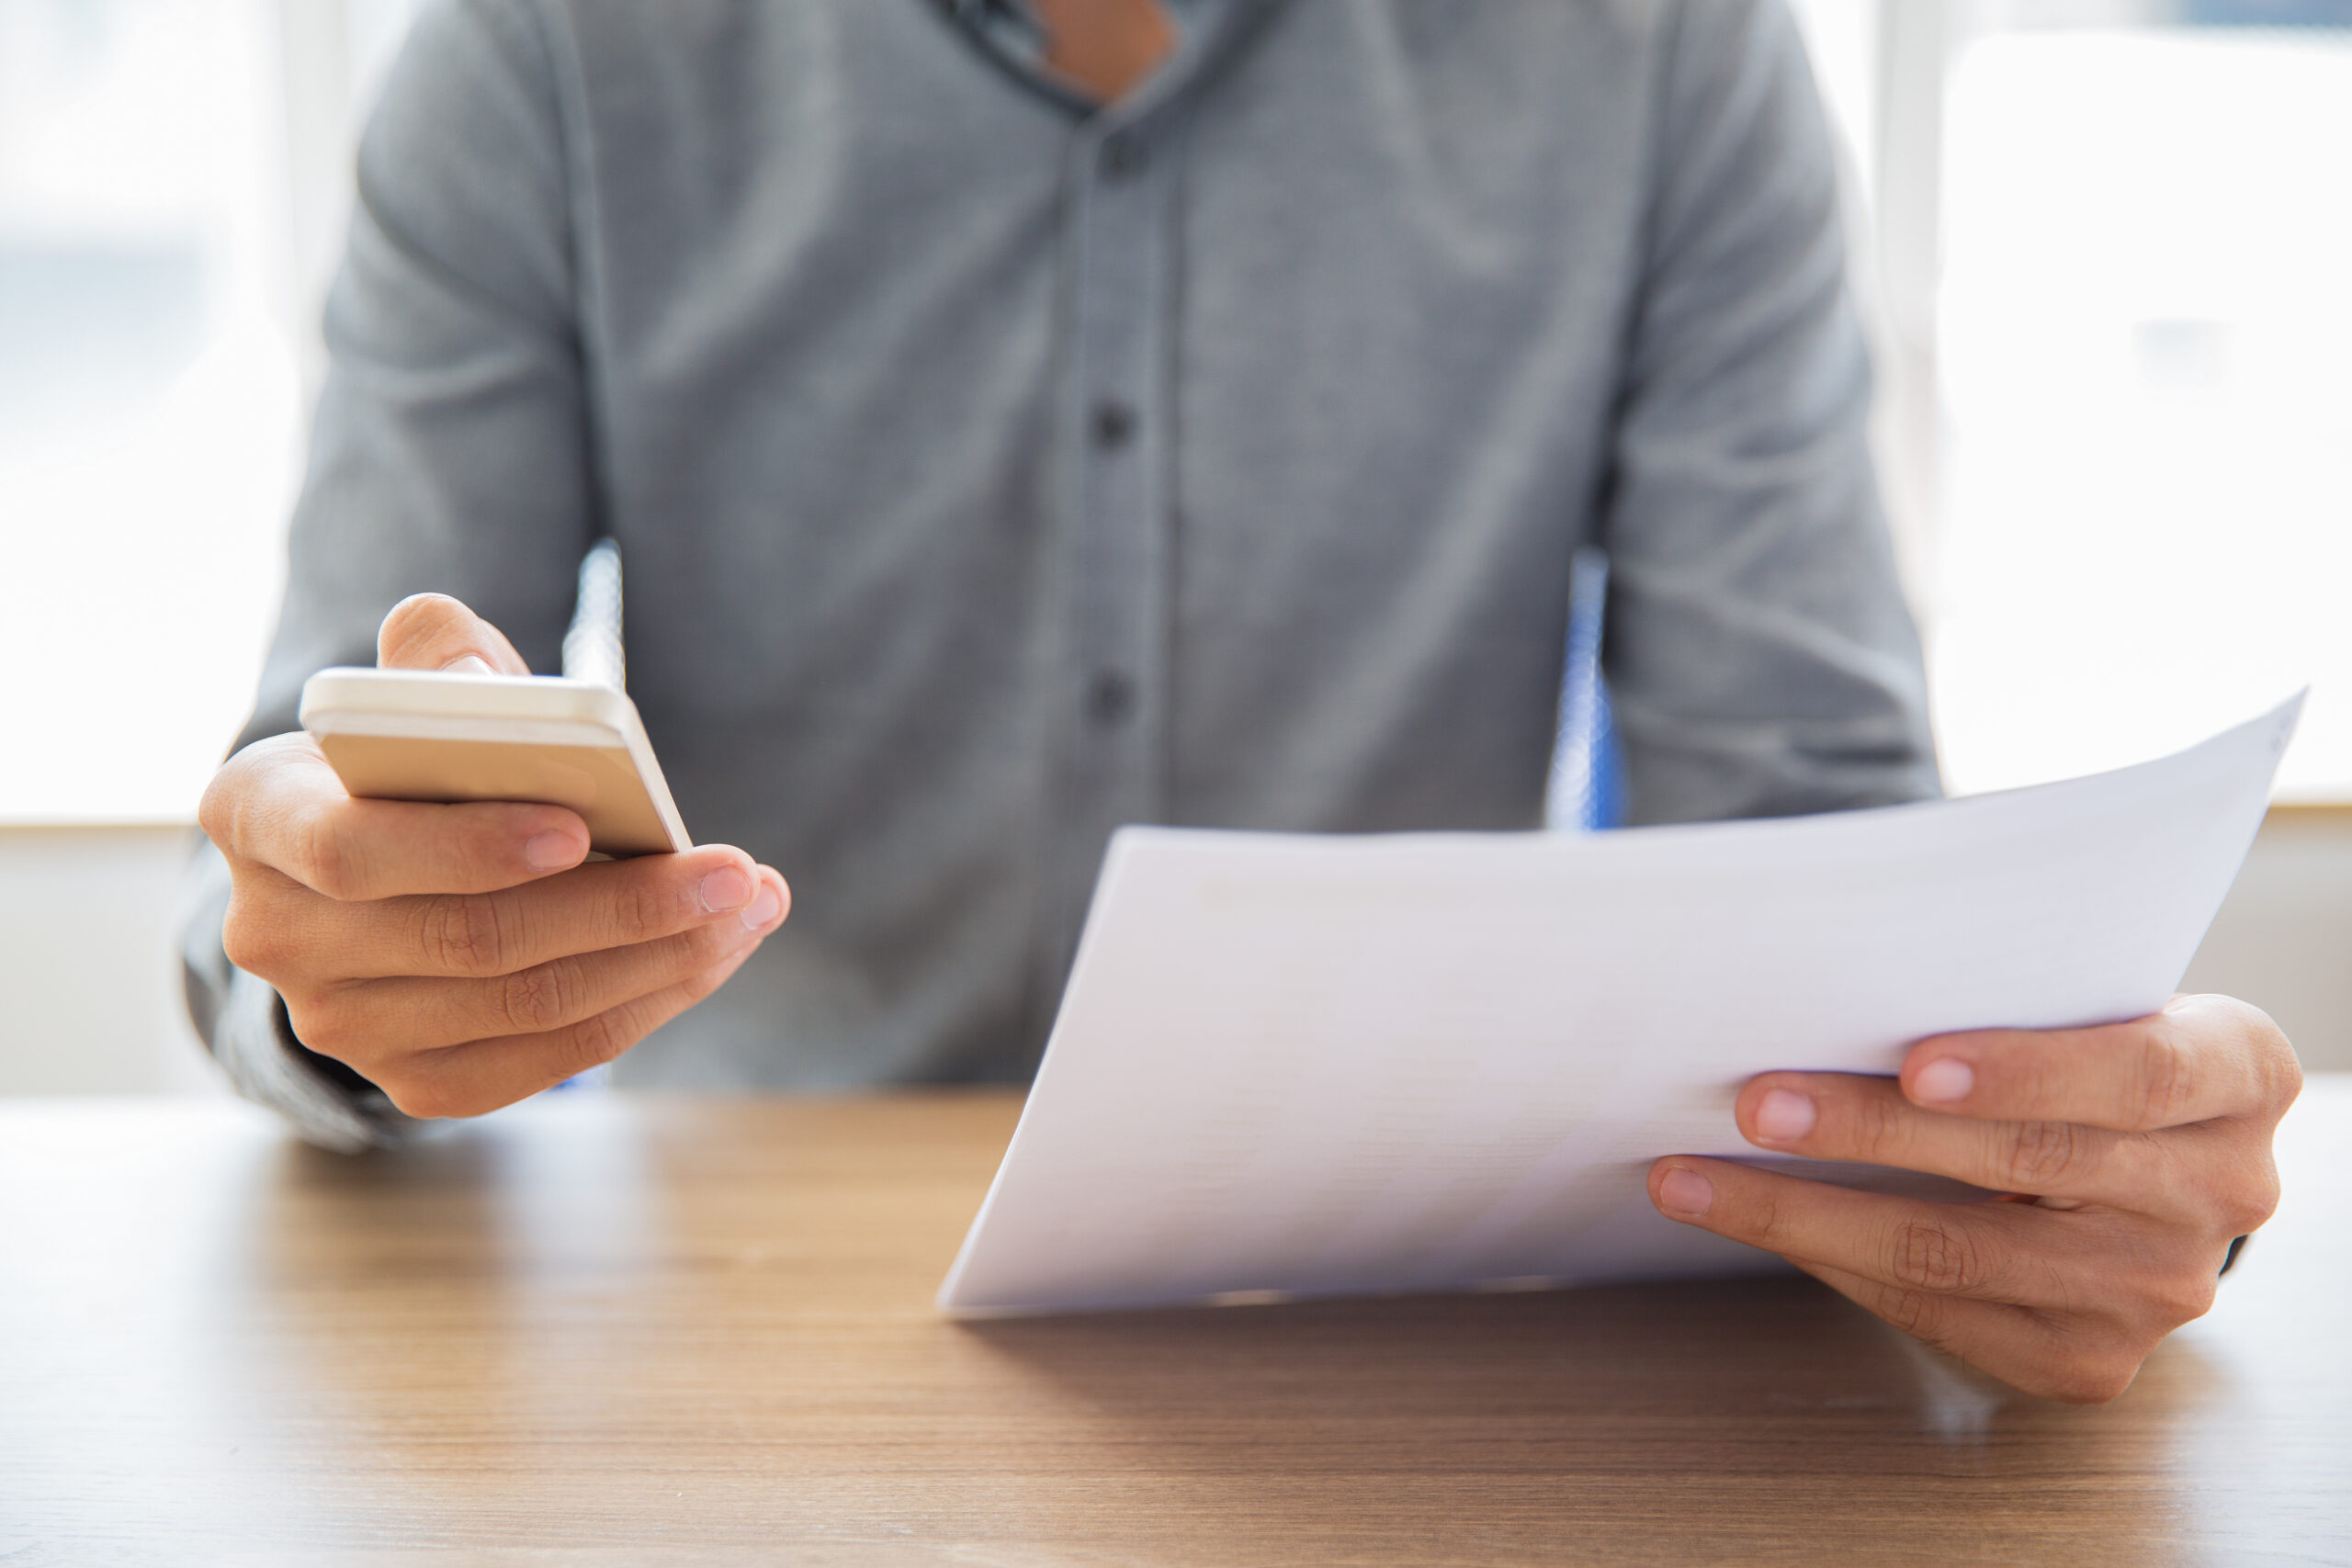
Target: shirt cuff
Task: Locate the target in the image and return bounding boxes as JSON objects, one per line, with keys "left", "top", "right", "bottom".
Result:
{"left": 209, "top": 966, "right": 424, "bottom": 1153}
{"left": 183, "top": 834, "right": 422, "bottom": 1152}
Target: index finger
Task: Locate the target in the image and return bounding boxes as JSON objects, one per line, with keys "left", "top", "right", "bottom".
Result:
{"left": 315, "top": 846, "right": 777, "bottom": 979}
{"left": 201, "top": 733, "right": 590, "bottom": 900}
{"left": 1901, "top": 995, "right": 2301, "bottom": 1133}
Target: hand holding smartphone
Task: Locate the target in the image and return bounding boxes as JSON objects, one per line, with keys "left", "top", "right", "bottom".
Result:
{"left": 299, "top": 667, "right": 691, "bottom": 857}
{"left": 199, "top": 592, "right": 784, "bottom": 1121}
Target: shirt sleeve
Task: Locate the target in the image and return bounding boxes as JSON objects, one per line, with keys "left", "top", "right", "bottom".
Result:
{"left": 237, "top": 0, "right": 595, "bottom": 750}
{"left": 1602, "top": 0, "right": 1941, "bottom": 826}
{"left": 184, "top": 0, "right": 596, "bottom": 1142}
{"left": 181, "top": 839, "right": 424, "bottom": 1152}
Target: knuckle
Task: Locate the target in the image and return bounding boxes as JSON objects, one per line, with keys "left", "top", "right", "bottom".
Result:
{"left": 611, "top": 875, "right": 675, "bottom": 944}
{"left": 198, "top": 743, "right": 274, "bottom": 848}
{"left": 1848, "top": 1088, "right": 1906, "bottom": 1163}
{"left": 497, "top": 958, "right": 580, "bottom": 1035}
{"left": 561, "top": 1009, "right": 637, "bottom": 1076}
{"left": 1878, "top": 1285, "right": 1938, "bottom": 1339}
{"left": 2271, "top": 1050, "right": 2306, "bottom": 1118}
{"left": 298, "top": 813, "right": 362, "bottom": 901}
{"left": 419, "top": 894, "right": 509, "bottom": 976}
{"left": 2219, "top": 1164, "right": 2281, "bottom": 1235}
{"left": 196, "top": 764, "right": 239, "bottom": 844}
{"left": 2041, "top": 1353, "right": 2142, "bottom": 1405}
{"left": 1740, "top": 1179, "right": 1786, "bottom": 1248}
{"left": 2135, "top": 1026, "right": 2194, "bottom": 1129}
{"left": 1886, "top": 1216, "right": 1984, "bottom": 1295}
{"left": 220, "top": 893, "right": 287, "bottom": 977}
{"left": 379, "top": 1076, "right": 450, "bottom": 1120}
{"left": 2153, "top": 1269, "right": 2219, "bottom": 1328}
{"left": 2193, "top": 994, "right": 2302, "bottom": 1120}
{"left": 205, "top": 738, "right": 329, "bottom": 868}
{"left": 2253, "top": 1020, "right": 2305, "bottom": 1116}
{"left": 372, "top": 1054, "right": 484, "bottom": 1121}
{"left": 2000, "top": 1120, "right": 2087, "bottom": 1190}
{"left": 283, "top": 990, "right": 353, "bottom": 1060}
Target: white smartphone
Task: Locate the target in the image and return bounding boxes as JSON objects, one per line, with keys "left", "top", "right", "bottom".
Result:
{"left": 298, "top": 667, "right": 691, "bottom": 857}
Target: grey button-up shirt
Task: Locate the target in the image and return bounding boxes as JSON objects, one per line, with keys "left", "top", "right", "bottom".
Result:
{"left": 185, "top": 0, "right": 1938, "bottom": 1147}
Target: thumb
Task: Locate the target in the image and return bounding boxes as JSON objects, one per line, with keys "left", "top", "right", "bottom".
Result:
{"left": 377, "top": 593, "right": 534, "bottom": 675}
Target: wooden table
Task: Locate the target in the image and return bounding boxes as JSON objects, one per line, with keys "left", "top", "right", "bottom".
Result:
{"left": 4, "top": 1082, "right": 2347, "bottom": 1565}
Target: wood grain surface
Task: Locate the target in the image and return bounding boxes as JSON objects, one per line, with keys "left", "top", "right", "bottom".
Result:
{"left": 3, "top": 1081, "right": 2346, "bottom": 1566}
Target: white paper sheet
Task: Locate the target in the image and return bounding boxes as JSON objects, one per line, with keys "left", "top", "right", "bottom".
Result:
{"left": 939, "top": 695, "right": 2302, "bottom": 1315}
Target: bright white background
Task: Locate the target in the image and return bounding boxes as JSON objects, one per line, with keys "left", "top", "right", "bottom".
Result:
{"left": 1933, "top": 24, "right": 2352, "bottom": 795}
{"left": 0, "top": 0, "right": 420, "bottom": 823}
{"left": 2, "top": 0, "right": 2346, "bottom": 1089}
{"left": 5, "top": 0, "right": 2350, "bottom": 817}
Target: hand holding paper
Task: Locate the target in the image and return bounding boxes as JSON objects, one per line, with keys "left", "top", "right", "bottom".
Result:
{"left": 940, "top": 695, "right": 2305, "bottom": 1402}
{"left": 1651, "top": 992, "right": 2298, "bottom": 1402}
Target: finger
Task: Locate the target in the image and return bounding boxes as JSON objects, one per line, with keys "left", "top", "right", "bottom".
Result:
{"left": 1786, "top": 1256, "right": 2039, "bottom": 1386}
{"left": 377, "top": 592, "right": 533, "bottom": 675}
{"left": 1647, "top": 1156, "right": 2053, "bottom": 1308}
{"left": 1734, "top": 1071, "right": 2187, "bottom": 1214}
{"left": 270, "top": 848, "right": 781, "bottom": 980}
{"left": 334, "top": 869, "right": 786, "bottom": 1050}
{"left": 380, "top": 940, "right": 765, "bottom": 1120}
{"left": 203, "top": 734, "right": 590, "bottom": 901}
{"left": 1901, "top": 995, "right": 2301, "bottom": 1133}
{"left": 1791, "top": 1259, "right": 2149, "bottom": 1405}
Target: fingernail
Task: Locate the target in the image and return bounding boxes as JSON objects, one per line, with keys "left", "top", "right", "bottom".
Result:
{"left": 740, "top": 883, "right": 783, "bottom": 931}
{"left": 524, "top": 829, "right": 581, "bottom": 870}
{"left": 697, "top": 867, "right": 752, "bottom": 913}
{"left": 1657, "top": 1168, "right": 1714, "bottom": 1218}
{"left": 1754, "top": 1088, "right": 1816, "bottom": 1143}
{"left": 440, "top": 654, "right": 494, "bottom": 675}
{"left": 1915, "top": 1057, "right": 1975, "bottom": 1104}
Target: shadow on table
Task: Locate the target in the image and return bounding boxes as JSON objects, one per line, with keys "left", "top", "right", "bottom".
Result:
{"left": 958, "top": 1275, "right": 1971, "bottom": 1434}
{"left": 211, "top": 1112, "right": 2234, "bottom": 1563}
{"left": 950, "top": 1274, "right": 2227, "bottom": 1562}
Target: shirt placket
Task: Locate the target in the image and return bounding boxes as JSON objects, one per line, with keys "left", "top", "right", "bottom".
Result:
{"left": 1043, "top": 118, "right": 1177, "bottom": 982}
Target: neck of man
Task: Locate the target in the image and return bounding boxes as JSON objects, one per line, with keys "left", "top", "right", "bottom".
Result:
{"left": 1029, "top": 0, "right": 1179, "bottom": 105}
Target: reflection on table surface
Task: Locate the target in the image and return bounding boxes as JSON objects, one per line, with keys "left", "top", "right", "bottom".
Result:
{"left": 3, "top": 1084, "right": 2346, "bottom": 1564}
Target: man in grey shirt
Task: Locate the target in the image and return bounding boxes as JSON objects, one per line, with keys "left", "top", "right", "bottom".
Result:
{"left": 187, "top": 0, "right": 2299, "bottom": 1403}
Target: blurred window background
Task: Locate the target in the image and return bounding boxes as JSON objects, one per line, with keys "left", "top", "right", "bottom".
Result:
{"left": 1928, "top": 0, "right": 2352, "bottom": 796}
{"left": 5, "top": 0, "right": 2347, "bottom": 817}
{"left": 0, "top": 0, "right": 420, "bottom": 822}
{"left": 3, "top": 0, "right": 2347, "bottom": 1088}
{"left": 1791, "top": 0, "right": 2352, "bottom": 799}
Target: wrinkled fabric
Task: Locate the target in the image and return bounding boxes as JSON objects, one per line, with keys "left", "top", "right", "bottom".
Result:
{"left": 187, "top": 0, "right": 1937, "bottom": 1136}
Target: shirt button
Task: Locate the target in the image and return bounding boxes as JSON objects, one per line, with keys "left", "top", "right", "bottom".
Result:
{"left": 1087, "top": 671, "right": 1136, "bottom": 728}
{"left": 1099, "top": 131, "right": 1145, "bottom": 179}
{"left": 1091, "top": 398, "right": 1136, "bottom": 449}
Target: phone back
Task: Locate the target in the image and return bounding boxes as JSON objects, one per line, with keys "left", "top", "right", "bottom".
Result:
{"left": 300, "top": 670, "right": 691, "bottom": 857}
